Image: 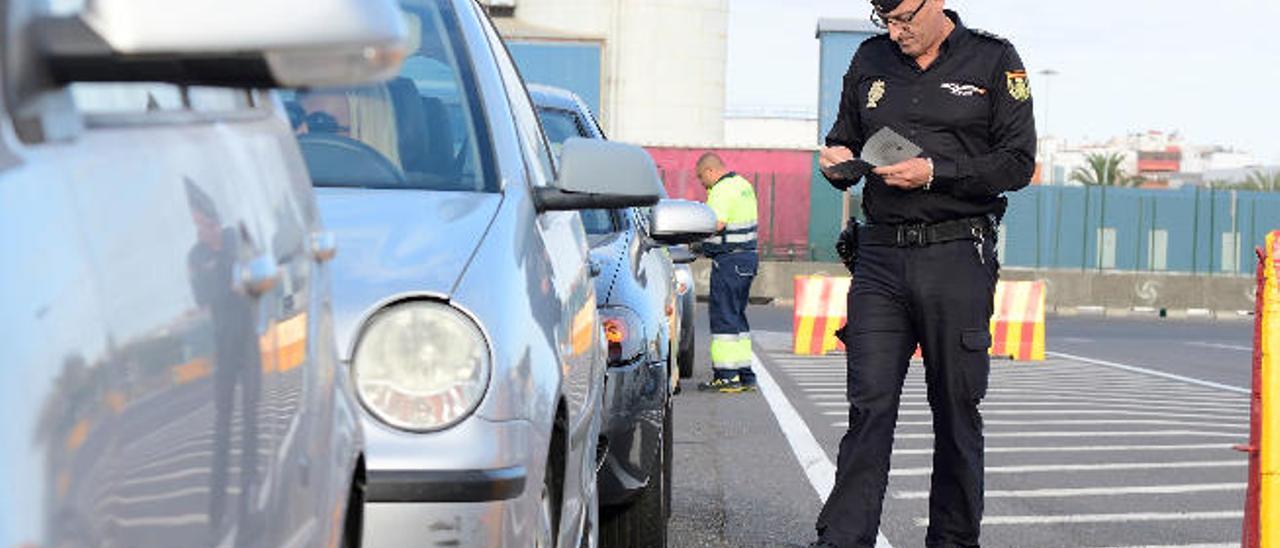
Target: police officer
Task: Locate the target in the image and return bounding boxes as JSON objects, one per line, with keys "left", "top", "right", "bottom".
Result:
{"left": 810, "top": 1, "right": 1035, "bottom": 547}
{"left": 694, "top": 153, "right": 761, "bottom": 393}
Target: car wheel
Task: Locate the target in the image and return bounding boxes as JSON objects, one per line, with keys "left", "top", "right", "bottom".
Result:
{"left": 678, "top": 344, "right": 694, "bottom": 379}
{"left": 536, "top": 473, "right": 557, "bottom": 548}
{"left": 599, "top": 413, "right": 668, "bottom": 548}
{"left": 537, "top": 445, "right": 561, "bottom": 548}
{"left": 662, "top": 401, "right": 673, "bottom": 521}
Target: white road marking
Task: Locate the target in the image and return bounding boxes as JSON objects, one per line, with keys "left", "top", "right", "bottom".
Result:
{"left": 891, "top": 419, "right": 1248, "bottom": 429}
{"left": 752, "top": 352, "right": 893, "bottom": 548}
{"left": 1094, "top": 544, "right": 1237, "bottom": 548}
{"left": 1046, "top": 351, "right": 1250, "bottom": 395}
{"left": 810, "top": 402, "right": 1246, "bottom": 417}
{"left": 1186, "top": 341, "right": 1253, "bottom": 352}
{"left": 913, "top": 510, "right": 1243, "bottom": 527}
{"left": 894, "top": 390, "right": 1248, "bottom": 407}
{"left": 895, "top": 398, "right": 1248, "bottom": 411}
{"left": 882, "top": 430, "right": 1244, "bottom": 440}
{"left": 894, "top": 483, "right": 1245, "bottom": 500}
{"left": 889, "top": 460, "right": 1245, "bottom": 477}
{"left": 888, "top": 443, "right": 1234, "bottom": 456}
{"left": 860, "top": 408, "right": 1246, "bottom": 421}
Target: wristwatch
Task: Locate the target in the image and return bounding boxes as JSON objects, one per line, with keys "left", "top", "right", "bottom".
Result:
{"left": 923, "top": 157, "right": 935, "bottom": 191}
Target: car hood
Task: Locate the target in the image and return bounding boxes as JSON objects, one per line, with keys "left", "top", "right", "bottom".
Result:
{"left": 316, "top": 188, "right": 502, "bottom": 359}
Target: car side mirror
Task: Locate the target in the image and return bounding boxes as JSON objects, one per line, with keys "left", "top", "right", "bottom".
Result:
{"left": 535, "top": 138, "right": 662, "bottom": 212}
{"left": 35, "top": 0, "right": 408, "bottom": 88}
{"left": 667, "top": 245, "right": 697, "bottom": 265}
{"left": 649, "top": 199, "right": 717, "bottom": 246}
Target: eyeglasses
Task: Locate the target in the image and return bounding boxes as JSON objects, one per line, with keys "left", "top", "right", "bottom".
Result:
{"left": 870, "top": 0, "right": 928, "bottom": 29}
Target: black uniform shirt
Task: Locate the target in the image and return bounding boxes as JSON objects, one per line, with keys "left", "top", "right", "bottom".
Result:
{"left": 827, "top": 10, "right": 1037, "bottom": 225}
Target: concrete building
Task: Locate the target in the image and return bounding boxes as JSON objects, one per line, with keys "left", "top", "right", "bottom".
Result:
{"left": 483, "top": 0, "right": 729, "bottom": 147}
{"left": 723, "top": 107, "right": 819, "bottom": 149}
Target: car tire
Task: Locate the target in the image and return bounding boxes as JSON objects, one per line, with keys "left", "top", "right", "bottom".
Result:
{"left": 677, "top": 345, "right": 694, "bottom": 379}
{"left": 599, "top": 412, "right": 668, "bottom": 548}
{"left": 662, "top": 401, "right": 673, "bottom": 520}
{"left": 537, "top": 467, "right": 558, "bottom": 548}
{"left": 538, "top": 442, "right": 563, "bottom": 548}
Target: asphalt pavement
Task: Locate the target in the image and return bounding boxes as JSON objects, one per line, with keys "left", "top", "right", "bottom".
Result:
{"left": 669, "top": 304, "right": 1255, "bottom": 548}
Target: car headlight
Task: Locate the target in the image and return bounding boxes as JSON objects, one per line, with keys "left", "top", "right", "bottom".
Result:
{"left": 599, "top": 306, "right": 646, "bottom": 366}
{"left": 353, "top": 301, "right": 491, "bottom": 432}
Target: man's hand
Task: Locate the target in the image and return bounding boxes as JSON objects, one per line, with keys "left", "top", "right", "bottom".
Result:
{"left": 873, "top": 158, "right": 933, "bottom": 190}
{"left": 819, "top": 146, "right": 855, "bottom": 177}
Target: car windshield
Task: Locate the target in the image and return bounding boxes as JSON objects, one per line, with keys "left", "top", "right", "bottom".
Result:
{"left": 286, "top": 0, "right": 495, "bottom": 192}
{"left": 535, "top": 106, "right": 618, "bottom": 235}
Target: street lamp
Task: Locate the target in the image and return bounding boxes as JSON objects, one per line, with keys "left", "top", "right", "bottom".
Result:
{"left": 1038, "top": 68, "right": 1059, "bottom": 183}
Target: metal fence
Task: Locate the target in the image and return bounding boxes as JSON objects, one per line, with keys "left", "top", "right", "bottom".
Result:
{"left": 661, "top": 159, "right": 1280, "bottom": 274}
{"left": 659, "top": 169, "right": 814, "bottom": 261}
{"left": 850, "top": 185, "right": 1280, "bottom": 276}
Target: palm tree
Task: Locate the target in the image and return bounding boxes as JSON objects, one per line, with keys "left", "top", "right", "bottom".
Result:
{"left": 1240, "top": 170, "right": 1280, "bottom": 192}
{"left": 1069, "top": 152, "right": 1143, "bottom": 187}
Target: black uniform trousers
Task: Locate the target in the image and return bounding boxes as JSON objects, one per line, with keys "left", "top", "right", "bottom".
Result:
{"left": 817, "top": 235, "right": 998, "bottom": 548}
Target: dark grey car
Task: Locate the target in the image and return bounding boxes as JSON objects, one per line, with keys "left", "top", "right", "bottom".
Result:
{"left": 0, "top": 0, "right": 407, "bottom": 546}
{"left": 531, "top": 84, "right": 716, "bottom": 547}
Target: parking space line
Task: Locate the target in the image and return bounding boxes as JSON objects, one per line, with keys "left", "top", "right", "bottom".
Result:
{"left": 891, "top": 419, "right": 1248, "bottom": 429}
{"left": 913, "top": 510, "right": 1243, "bottom": 527}
{"left": 894, "top": 483, "right": 1245, "bottom": 500}
{"left": 830, "top": 409, "right": 1246, "bottom": 421}
{"left": 1093, "top": 544, "right": 1237, "bottom": 548}
{"left": 1046, "top": 351, "right": 1250, "bottom": 395}
{"left": 889, "top": 460, "right": 1245, "bottom": 477}
{"left": 751, "top": 351, "right": 893, "bottom": 548}
{"left": 882, "top": 430, "right": 1245, "bottom": 439}
{"left": 889, "top": 443, "right": 1235, "bottom": 456}
{"left": 896, "top": 399, "right": 1247, "bottom": 411}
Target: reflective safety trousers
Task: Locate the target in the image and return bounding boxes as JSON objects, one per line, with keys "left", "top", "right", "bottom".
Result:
{"left": 708, "top": 251, "right": 758, "bottom": 373}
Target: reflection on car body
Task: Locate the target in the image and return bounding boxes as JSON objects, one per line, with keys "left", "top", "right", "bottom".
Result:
{"left": 288, "top": 1, "right": 663, "bottom": 546}
{"left": 0, "top": 0, "right": 407, "bottom": 546}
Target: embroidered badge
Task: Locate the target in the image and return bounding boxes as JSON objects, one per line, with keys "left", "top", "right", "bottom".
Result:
{"left": 940, "top": 83, "right": 988, "bottom": 97}
{"left": 866, "top": 80, "right": 886, "bottom": 109}
{"left": 1006, "top": 70, "right": 1031, "bottom": 102}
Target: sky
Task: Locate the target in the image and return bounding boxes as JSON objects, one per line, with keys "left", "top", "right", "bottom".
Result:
{"left": 726, "top": 0, "right": 1280, "bottom": 163}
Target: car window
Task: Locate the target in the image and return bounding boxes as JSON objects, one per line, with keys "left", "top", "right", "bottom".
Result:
{"left": 580, "top": 209, "right": 620, "bottom": 235}
{"left": 286, "top": 0, "right": 495, "bottom": 192}
{"left": 536, "top": 107, "right": 585, "bottom": 159}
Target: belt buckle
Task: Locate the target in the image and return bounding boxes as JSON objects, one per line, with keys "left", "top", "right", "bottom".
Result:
{"left": 897, "top": 224, "right": 926, "bottom": 247}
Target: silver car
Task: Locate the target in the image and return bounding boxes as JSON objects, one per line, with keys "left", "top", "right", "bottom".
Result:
{"left": 532, "top": 83, "right": 717, "bottom": 547}
{"left": 287, "top": 0, "right": 663, "bottom": 546}
{"left": 0, "top": 0, "right": 406, "bottom": 546}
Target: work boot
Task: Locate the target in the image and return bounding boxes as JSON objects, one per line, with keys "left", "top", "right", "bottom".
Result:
{"left": 697, "top": 376, "right": 747, "bottom": 393}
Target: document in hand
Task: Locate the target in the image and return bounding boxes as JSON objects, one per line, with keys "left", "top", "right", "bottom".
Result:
{"left": 861, "top": 126, "right": 923, "bottom": 167}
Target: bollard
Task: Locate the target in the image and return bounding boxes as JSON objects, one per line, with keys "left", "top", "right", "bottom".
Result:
{"left": 1259, "top": 231, "right": 1280, "bottom": 547}
{"left": 1240, "top": 245, "right": 1267, "bottom": 548}
{"left": 792, "top": 276, "right": 1048, "bottom": 361}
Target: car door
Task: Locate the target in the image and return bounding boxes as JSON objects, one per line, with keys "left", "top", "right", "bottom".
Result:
{"left": 473, "top": 1, "right": 600, "bottom": 538}
{"left": 628, "top": 209, "right": 678, "bottom": 369}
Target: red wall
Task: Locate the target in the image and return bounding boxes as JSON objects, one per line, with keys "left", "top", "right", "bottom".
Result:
{"left": 645, "top": 147, "right": 814, "bottom": 257}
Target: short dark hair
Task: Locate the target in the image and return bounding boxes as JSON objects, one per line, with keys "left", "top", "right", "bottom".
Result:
{"left": 696, "top": 152, "right": 725, "bottom": 174}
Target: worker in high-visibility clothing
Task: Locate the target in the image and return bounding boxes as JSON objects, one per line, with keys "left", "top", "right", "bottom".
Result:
{"left": 694, "top": 153, "right": 760, "bottom": 393}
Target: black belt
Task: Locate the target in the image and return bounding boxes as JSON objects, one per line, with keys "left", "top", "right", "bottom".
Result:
{"left": 859, "top": 216, "right": 994, "bottom": 247}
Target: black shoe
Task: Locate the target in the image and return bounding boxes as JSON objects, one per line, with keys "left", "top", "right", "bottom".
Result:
{"left": 808, "top": 541, "right": 839, "bottom": 548}
{"left": 697, "top": 376, "right": 747, "bottom": 393}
